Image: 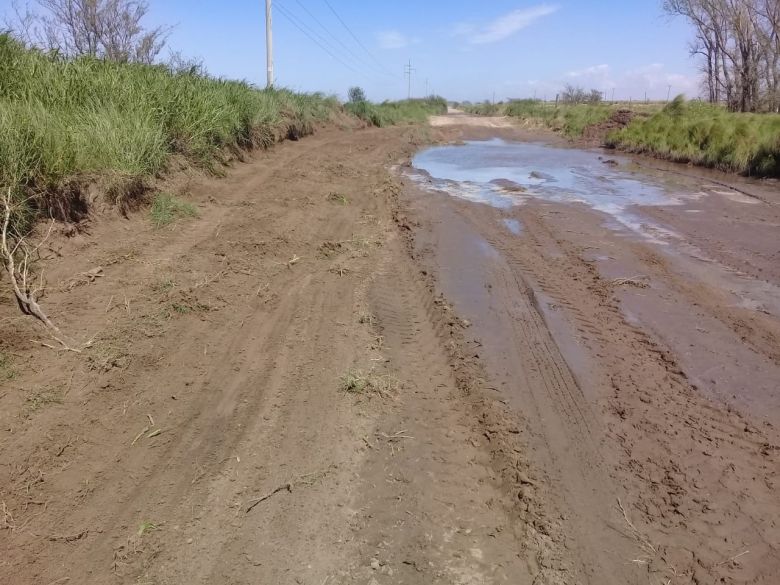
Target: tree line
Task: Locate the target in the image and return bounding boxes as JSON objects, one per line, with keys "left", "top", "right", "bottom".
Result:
{"left": 664, "top": 0, "right": 779, "bottom": 112}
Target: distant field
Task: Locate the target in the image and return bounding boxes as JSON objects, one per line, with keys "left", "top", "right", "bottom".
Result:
{"left": 346, "top": 96, "right": 447, "bottom": 127}
{"left": 464, "top": 98, "right": 780, "bottom": 177}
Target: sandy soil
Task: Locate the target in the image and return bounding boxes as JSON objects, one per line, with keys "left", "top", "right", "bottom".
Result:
{"left": 431, "top": 111, "right": 515, "bottom": 128}
{"left": 1, "top": 117, "right": 778, "bottom": 585}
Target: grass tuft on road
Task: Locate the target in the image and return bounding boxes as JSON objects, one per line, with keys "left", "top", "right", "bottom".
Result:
{"left": 340, "top": 368, "right": 400, "bottom": 397}
{"left": 150, "top": 193, "right": 198, "bottom": 228}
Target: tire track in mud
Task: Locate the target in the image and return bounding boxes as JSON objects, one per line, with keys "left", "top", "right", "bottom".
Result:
{"left": 360, "top": 233, "right": 571, "bottom": 585}
{"left": 430, "top": 198, "right": 780, "bottom": 584}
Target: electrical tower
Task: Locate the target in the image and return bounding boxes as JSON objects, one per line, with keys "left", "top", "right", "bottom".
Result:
{"left": 404, "top": 60, "right": 416, "bottom": 99}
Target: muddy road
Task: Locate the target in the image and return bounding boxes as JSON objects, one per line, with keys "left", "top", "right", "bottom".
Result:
{"left": 1, "top": 117, "right": 778, "bottom": 585}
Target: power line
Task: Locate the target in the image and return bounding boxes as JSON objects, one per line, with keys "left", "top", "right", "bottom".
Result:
{"left": 276, "top": 2, "right": 357, "bottom": 70}
{"left": 273, "top": 2, "right": 371, "bottom": 79}
{"left": 290, "top": 0, "right": 389, "bottom": 78}
{"left": 321, "top": 0, "right": 397, "bottom": 78}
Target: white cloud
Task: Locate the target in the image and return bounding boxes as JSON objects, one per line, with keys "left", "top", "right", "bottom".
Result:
{"left": 377, "top": 30, "right": 417, "bottom": 50}
{"left": 457, "top": 5, "right": 559, "bottom": 45}
{"left": 566, "top": 64, "right": 610, "bottom": 79}
{"left": 623, "top": 63, "right": 699, "bottom": 97}
{"left": 500, "top": 63, "right": 700, "bottom": 101}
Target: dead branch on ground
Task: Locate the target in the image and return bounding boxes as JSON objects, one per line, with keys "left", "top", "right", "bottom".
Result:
{"left": 1, "top": 188, "right": 59, "bottom": 331}
{"left": 245, "top": 482, "right": 292, "bottom": 513}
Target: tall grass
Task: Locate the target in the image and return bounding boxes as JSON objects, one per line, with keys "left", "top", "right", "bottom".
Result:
{"left": 607, "top": 96, "right": 780, "bottom": 177}
{"left": 346, "top": 96, "right": 447, "bottom": 128}
{"left": 466, "top": 99, "right": 614, "bottom": 137}
{"left": 0, "top": 34, "right": 341, "bottom": 221}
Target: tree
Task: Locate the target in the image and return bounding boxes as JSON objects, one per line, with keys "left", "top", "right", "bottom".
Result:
{"left": 589, "top": 89, "right": 604, "bottom": 103}
{"left": 348, "top": 86, "right": 366, "bottom": 104}
{"left": 663, "top": 0, "right": 779, "bottom": 112}
{"left": 560, "top": 84, "right": 595, "bottom": 104}
{"left": 5, "top": 0, "right": 169, "bottom": 63}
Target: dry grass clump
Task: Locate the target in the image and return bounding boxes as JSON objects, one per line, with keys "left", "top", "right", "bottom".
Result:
{"left": 340, "top": 369, "right": 400, "bottom": 398}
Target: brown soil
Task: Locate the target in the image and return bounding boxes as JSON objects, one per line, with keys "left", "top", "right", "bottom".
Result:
{"left": 1, "top": 118, "right": 778, "bottom": 585}
{"left": 581, "top": 109, "right": 637, "bottom": 144}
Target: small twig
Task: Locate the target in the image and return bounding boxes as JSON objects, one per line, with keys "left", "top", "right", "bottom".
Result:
{"left": 48, "top": 530, "right": 88, "bottom": 543}
{"left": 131, "top": 427, "right": 150, "bottom": 446}
{"left": 245, "top": 483, "right": 292, "bottom": 513}
{"left": 377, "top": 430, "right": 415, "bottom": 442}
{"left": 610, "top": 276, "right": 649, "bottom": 288}
{"left": 716, "top": 550, "right": 750, "bottom": 567}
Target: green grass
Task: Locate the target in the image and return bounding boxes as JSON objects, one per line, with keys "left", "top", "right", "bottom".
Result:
{"left": 150, "top": 193, "right": 198, "bottom": 228}
{"left": 606, "top": 96, "right": 780, "bottom": 177}
{"left": 467, "top": 99, "right": 615, "bottom": 137}
{"left": 467, "top": 96, "right": 780, "bottom": 176}
{"left": 0, "top": 34, "right": 342, "bottom": 224}
{"left": 0, "top": 352, "right": 15, "bottom": 380}
{"left": 345, "top": 96, "right": 447, "bottom": 127}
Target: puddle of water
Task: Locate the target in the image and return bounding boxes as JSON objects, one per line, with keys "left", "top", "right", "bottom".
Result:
{"left": 410, "top": 139, "right": 695, "bottom": 233}
{"left": 409, "top": 138, "right": 780, "bottom": 318}
{"left": 502, "top": 218, "right": 523, "bottom": 235}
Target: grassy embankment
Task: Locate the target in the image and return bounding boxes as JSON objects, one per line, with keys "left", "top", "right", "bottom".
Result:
{"left": 607, "top": 97, "right": 780, "bottom": 176}
{"left": 0, "top": 35, "right": 441, "bottom": 228}
{"left": 346, "top": 96, "right": 448, "bottom": 127}
{"left": 466, "top": 97, "right": 780, "bottom": 177}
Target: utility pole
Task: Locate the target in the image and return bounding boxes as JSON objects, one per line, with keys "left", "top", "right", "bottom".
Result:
{"left": 611, "top": 88, "right": 615, "bottom": 103}
{"left": 404, "top": 60, "right": 415, "bottom": 99}
{"left": 425, "top": 78, "right": 429, "bottom": 97}
{"left": 265, "top": 0, "right": 273, "bottom": 87}
{"left": 667, "top": 85, "right": 672, "bottom": 102}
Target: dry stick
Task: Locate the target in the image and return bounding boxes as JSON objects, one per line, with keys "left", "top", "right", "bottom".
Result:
{"left": 716, "top": 550, "right": 750, "bottom": 567}
{"left": 131, "top": 427, "right": 150, "bottom": 446}
{"left": 1, "top": 188, "right": 59, "bottom": 331}
{"left": 617, "top": 497, "right": 657, "bottom": 556}
{"left": 245, "top": 483, "right": 292, "bottom": 513}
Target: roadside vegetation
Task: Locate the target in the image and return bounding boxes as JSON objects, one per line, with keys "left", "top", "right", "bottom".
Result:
{"left": 467, "top": 99, "right": 615, "bottom": 138}
{"left": 0, "top": 35, "right": 340, "bottom": 219}
{"left": 607, "top": 96, "right": 780, "bottom": 176}
{"left": 345, "top": 86, "right": 447, "bottom": 127}
{"left": 465, "top": 90, "right": 779, "bottom": 177}
{"left": 463, "top": 84, "right": 622, "bottom": 137}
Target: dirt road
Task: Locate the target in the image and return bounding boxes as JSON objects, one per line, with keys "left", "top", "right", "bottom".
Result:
{"left": 1, "top": 118, "right": 778, "bottom": 585}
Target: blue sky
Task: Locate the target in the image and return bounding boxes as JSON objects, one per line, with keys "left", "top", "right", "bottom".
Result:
{"left": 2, "top": 1, "right": 700, "bottom": 102}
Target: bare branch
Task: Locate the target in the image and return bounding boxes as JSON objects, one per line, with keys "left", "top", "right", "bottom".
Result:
{"left": 1, "top": 188, "right": 60, "bottom": 332}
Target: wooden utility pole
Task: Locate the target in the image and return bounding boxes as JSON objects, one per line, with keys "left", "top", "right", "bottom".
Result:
{"left": 265, "top": 0, "right": 274, "bottom": 87}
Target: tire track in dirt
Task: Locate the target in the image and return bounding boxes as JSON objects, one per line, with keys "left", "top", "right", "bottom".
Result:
{"left": 354, "top": 232, "right": 568, "bottom": 584}
{"left": 410, "top": 192, "right": 780, "bottom": 584}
